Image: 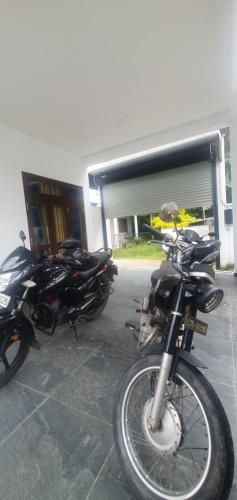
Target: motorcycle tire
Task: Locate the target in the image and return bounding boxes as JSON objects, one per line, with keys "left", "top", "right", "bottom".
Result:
{"left": 113, "top": 355, "right": 234, "bottom": 500}
{"left": 85, "top": 291, "right": 110, "bottom": 321}
{"left": 0, "top": 330, "right": 31, "bottom": 388}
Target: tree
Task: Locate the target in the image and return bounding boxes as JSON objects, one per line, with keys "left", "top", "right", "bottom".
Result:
{"left": 151, "top": 209, "right": 199, "bottom": 229}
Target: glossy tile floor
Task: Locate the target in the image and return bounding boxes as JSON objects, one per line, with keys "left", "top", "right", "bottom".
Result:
{"left": 0, "top": 269, "right": 236, "bottom": 499}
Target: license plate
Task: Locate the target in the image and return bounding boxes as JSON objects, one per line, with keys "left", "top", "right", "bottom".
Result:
{"left": 184, "top": 315, "right": 208, "bottom": 335}
{"left": 0, "top": 293, "right": 11, "bottom": 309}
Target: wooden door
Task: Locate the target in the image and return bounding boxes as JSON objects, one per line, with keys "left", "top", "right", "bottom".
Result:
{"left": 22, "top": 172, "right": 88, "bottom": 253}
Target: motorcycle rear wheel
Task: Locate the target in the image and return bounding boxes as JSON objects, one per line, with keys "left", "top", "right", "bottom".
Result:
{"left": 85, "top": 290, "right": 110, "bottom": 321}
{"left": 85, "top": 277, "right": 111, "bottom": 321}
{"left": 113, "top": 355, "right": 234, "bottom": 500}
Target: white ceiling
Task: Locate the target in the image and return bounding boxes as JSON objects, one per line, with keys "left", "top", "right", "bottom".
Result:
{"left": 0, "top": 0, "right": 234, "bottom": 157}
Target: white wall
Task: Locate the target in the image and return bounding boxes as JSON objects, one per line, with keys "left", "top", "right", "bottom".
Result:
{"left": 0, "top": 123, "right": 103, "bottom": 263}
{"left": 223, "top": 224, "right": 234, "bottom": 264}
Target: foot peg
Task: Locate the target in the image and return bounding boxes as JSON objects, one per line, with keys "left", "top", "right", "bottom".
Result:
{"left": 125, "top": 321, "right": 139, "bottom": 332}
{"left": 125, "top": 322, "right": 140, "bottom": 342}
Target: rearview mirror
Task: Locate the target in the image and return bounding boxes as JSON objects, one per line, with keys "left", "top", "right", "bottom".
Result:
{"left": 159, "top": 202, "right": 180, "bottom": 223}
{"left": 19, "top": 230, "right": 26, "bottom": 246}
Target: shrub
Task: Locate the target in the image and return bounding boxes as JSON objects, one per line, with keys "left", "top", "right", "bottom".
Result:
{"left": 151, "top": 208, "right": 199, "bottom": 229}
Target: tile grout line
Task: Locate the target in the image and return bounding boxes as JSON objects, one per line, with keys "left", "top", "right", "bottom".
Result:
{"left": 0, "top": 396, "right": 49, "bottom": 448}
{"left": 84, "top": 444, "right": 114, "bottom": 500}
{"left": 48, "top": 344, "right": 103, "bottom": 394}
{"left": 11, "top": 343, "right": 103, "bottom": 406}
{"left": 12, "top": 379, "right": 48, "bottom": 397}
{"left": 49, "top": 394, "right": 112, "bottom": 428}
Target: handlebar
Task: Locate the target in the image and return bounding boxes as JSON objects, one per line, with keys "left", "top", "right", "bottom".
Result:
{"left": 142, "top": 223, "right": 174, "bottom": 242}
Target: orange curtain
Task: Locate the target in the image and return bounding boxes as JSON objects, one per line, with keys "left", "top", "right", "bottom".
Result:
{"left": 53, "top": 206, "right": 66, "bottom": 243}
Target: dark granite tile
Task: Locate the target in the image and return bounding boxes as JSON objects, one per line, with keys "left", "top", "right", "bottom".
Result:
{"left": 0, "top": 382, "right": 45, "bottom": 442}
{"left": 0, "top": 270, "right": 235, "bottom": 500}
{"left": 54, "top": 319, "right": 110, "bottom": 351}
{"left": 198, "top": 308, "right": 232, "bottom": 342}
{"left": 100, "top": 328, "right": 138, "bottom": 360}
{"left": 15, "top": 341, "right": 94, "bottom": 394}
{"left": 52, "top": 351, "right": 132, "bottom": 424}
{"left": 231, "top": 325, "right": 237, "bottom": 343}
{"left": 194, "top": 336, "right": 234, "bottom": 386}
{"left": 0, "top": 398, "right": 112, "bottom": 500}
{"left": 229, "top": 481, "right": 237, "bottom": 500}
{"left": 233, "top": 343, "right": 237, "bottom": 383}
{"left": 87, "top": 448, "right": 137, "bottom": 500}
{"left": 208, "top": 378, "right": 237, "bottom": 451}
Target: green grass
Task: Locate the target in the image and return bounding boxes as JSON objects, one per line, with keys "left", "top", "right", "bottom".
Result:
{"left": 220, "top": 263, "right": 234, "bottom": 271}
{"left": 112, "top": 242, "right": 165, "bottom": 260}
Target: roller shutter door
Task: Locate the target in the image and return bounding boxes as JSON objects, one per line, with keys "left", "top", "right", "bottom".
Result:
{"left": 103, "top": 161, "right": 213, "bottom": 218}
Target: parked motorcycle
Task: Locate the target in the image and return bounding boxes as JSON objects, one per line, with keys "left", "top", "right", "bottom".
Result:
{"left": 126, "top": 216, "right": 219, "bottom": 352}
{"left": 114, "top": 203, "right": 234, "bottom": 500}
{"left": 0, "top": 233, "right": 117, "bottom": 387}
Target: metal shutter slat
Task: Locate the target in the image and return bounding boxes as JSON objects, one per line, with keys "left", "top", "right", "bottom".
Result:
{"left": 103, "top": 162, "right": 212, "bottom": 218}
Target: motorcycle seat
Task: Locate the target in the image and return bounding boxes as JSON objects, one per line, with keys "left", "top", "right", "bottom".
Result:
{"left": 58, "top": 239, "right": 81, "bottom": 250}
{"left": 77, "top": 251, "right": 110, "bottom": 280}
{"left": 191, "top": 240, "right": 220, "bottom": 261}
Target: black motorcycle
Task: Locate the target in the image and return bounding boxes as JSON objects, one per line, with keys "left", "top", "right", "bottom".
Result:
{"left": 0, "top": 232, "right": 117, "bottom": 388}
{"left": 114, "top": 204, "right": 234, "bottom": 500}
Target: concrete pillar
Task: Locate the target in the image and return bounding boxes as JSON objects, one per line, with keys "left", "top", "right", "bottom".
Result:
{"left": 113, "top": 217, "right": 119, "bottom": 247}
{"left": 127, "top": 216, "right": 133, "bottom": 235}
{"left": 106, "top": 219, "right": 112, "bottom": 248}
{"left": 228, "top": 0, "right": 237, "bottom": 273}
{"left": 230, "top": 116, "right": 237, "bottom": 274}
{"left": 134, "top": 215, "right": 139, "bottom": 238}
{"left": 216, "top": 135, "right": 227, "bottom": 266}
{"left": 113, "top": 217, "right": 118, "bottom": 234}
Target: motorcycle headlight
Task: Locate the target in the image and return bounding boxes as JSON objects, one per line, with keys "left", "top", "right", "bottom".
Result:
{"left": 194, "top": 284, "right": 223, "bottom": 313}
{"left": 0, "top": 272, "right": 18, "bottom": 292}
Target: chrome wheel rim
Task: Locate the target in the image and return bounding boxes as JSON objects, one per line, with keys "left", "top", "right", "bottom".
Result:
{"left": 121, "top": 365, "right": 211, "bottom": 499}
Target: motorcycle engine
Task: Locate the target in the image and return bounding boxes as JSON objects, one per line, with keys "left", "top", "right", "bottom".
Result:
{"left": 31, "top": 298, "right": 60, "bottom": 331}
{"left": 138, "top": 296, "right": 167, "bottom": 349}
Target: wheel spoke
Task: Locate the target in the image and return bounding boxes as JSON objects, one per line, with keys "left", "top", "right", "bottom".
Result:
{"left": 185, "top": 414, "right": 204, "bottom": 435}
{"left": 183, "top": 402, "right": 200, "bottom": 427}
{"left": 131, "top": 430, "right": 153, "bottom": 448}
{"left": 179, "top": 447, "right": 208, "bottom": 451}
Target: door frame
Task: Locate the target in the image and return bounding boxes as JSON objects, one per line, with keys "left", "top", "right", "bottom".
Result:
{"left": 22, "top": 172, "right": 88, "bottom": 252}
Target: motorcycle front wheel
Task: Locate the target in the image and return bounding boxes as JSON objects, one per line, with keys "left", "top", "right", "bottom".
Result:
{"left": 113, "top": 355, "right": 234, "bottom": 500}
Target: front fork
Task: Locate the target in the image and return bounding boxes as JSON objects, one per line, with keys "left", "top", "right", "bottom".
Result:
{"left": 148, "top": 280, "right": 185, "bottom": 432}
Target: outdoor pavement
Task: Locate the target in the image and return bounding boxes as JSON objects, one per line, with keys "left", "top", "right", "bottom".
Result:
{"left": 0, "top": 267, "right": 236, "bottom": 499}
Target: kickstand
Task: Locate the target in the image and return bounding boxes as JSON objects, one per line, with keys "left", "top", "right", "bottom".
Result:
{"left": 72, "top": 325, "right": 79, "bottom": 344}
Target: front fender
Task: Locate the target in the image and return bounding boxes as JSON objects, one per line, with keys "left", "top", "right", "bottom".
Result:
{"left": 0, "top": 313, "right": 40, "bottom": 350}
{"left": 17, "top": 314, "right": 40, "bottom": 350}
{"left": 176, "top": 348, "right": 207, "bottom": 369}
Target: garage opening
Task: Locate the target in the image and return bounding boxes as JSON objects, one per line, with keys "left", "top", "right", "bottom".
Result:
{"left": 89, "top": 132, "right": 221, "bottom": 259}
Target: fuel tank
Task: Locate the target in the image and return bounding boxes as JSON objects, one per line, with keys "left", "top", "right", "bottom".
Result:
{"left": 154, "top": 275, "right": 179, "bottom": 310}
{"left": 39, "top": 265, "right": 71, "bottom": 294}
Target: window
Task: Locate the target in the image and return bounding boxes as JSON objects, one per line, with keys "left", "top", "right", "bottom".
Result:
{"left": 118, "top": 218, "right": 128, "bottom": 233}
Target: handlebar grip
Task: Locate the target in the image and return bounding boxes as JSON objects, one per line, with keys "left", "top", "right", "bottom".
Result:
{"left": 142, "top": 223, "right": 165, "bottom": 241}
